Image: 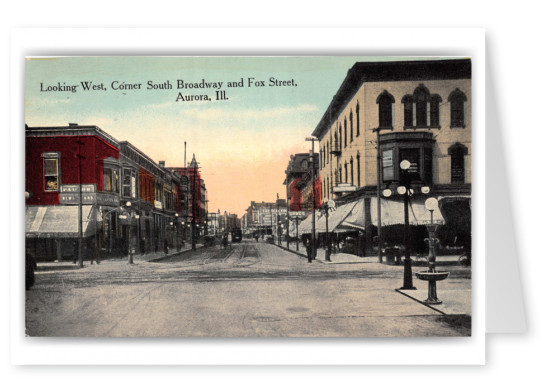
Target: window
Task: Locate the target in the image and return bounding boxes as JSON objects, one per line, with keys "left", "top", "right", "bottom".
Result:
{"left": 103, "top": 167, "right": 117, "bottom": 193}
{"left": 350, "top": 157, "right": 354, "bottom": 186}
{"left": 402, "top": 95, "right": 414, "bottom": 127}
{"left": 356, "top": 103, "right": 360, "bottom": 137}
{"left": 350, "top": 111, "right": 354, "bottom": 143}
{"left": 344, "top": 119, "right": 347, "bottom": 148}
{"left": 430, "top": 95, "right": 442, "bottom": 127}
{"left": 357, "top": 153, "right": 361, "bottom": 188}
{"left": 449, "top": 88, "right": 467, "bottom": 128}
{"left": 43, "top": 152, "right": 60, "bottom": 191}
{"left": 413, "top": 86, "right": 430, "bottom": 128}
{"left": 344, "top": 163, "right": 348, "bottom": 183}
{"left": 377, "top": 91, "right": 394, "bottom": 129}
{"left": 123, "top": 168, "right": 137, "bottom": 198}
{"left": 449, "top": 143, "right": 468, "bottom": 183}
{"left": 382, "top": 149, "right": 394, "bottom": 182}
{"left": 339, "top": 125, "right": 343, "bottom": 151}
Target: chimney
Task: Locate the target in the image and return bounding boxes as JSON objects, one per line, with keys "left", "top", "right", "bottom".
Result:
{"left": 69, "top": 123, "right": 79, "bottom": 127}
{"left": 159, "top": 161, "right": 165, "bottom": 168}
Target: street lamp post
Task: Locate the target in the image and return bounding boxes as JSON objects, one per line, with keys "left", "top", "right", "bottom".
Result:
{"left": 174, "top": 213, "right": 180, "bottom": 251}
{"left": 382, "top": 160, "right": 431, "bottom": 290}
{"left": 305, "top": 137, "right": 317, "bottom": 259}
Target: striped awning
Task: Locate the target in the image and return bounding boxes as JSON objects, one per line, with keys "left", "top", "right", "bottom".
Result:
{"left": 25, "top": 205, "right": 98, "bottom": 238}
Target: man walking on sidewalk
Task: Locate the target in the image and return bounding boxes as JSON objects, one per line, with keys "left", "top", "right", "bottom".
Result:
{"left": 306, "top": 238, "right": 313, "bottom": 263}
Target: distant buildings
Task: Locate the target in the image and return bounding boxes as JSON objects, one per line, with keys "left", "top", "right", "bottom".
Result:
{"left": 25, "top": 124, "right": 208, "bottom": 260}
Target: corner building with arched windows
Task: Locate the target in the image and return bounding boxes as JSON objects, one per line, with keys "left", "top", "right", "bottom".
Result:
{"left": 312, "top": 59, "right": 471, "bottom": 256}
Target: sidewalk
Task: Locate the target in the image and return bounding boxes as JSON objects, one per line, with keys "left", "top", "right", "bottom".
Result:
{"left": 274, "top": 241, "right": 463, "bottom": 266}
{"left": 36, "top": 246, "right": 197, "bottom": 271}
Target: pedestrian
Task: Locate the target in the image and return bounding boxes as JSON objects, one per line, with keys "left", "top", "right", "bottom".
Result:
{"left": 222, "top": 234, "right": 228, "bottom": 249}
{"left": 164, "top": 238, "right": 169, "bottom": 254}
{"left": 305, "top": 238, "right": 313, "bottom": 263}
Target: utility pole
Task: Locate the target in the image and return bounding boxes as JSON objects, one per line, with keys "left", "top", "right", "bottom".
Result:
{"left": 306, "top": 137, "right": 317, "bottom": 259}
{"left": 373, "top": 128, "right": 383, "bottom": 263}
{"left": 76, "top": 140, "right": 85, "bottom": 268}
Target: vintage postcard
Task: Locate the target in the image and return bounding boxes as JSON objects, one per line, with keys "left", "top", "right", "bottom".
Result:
{"left": 24, "top": 56, "right": 472, "bottom": 338}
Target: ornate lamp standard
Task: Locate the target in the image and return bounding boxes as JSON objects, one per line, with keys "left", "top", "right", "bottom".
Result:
{"left": 382, "top": 160, "right": 430, "bottom": 290}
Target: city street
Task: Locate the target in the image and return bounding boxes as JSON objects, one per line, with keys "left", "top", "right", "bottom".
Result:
{"left": 25, "top": 239, "right": 471, "bottom": 337}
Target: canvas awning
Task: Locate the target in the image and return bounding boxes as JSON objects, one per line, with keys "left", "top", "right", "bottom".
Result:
{"left": 25, "top": 205, "right": 98, "bottom": 238}
{"left": 293, "top": 200, "right": 363, "bottom": 235}
{"left": 370, "top": 197, "right": 444, "bottom": 226}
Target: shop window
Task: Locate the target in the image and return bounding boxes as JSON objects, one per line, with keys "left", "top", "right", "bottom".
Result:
{"left": 43, "top": 152, "right": 60, "bottom": 191}
{"left": 377, "top": 91, "right": 394, "bottom": 129}
{"left": 449, "top": 143, "right": 467, "bottom": 183}
{"left": 448, "top": 88, "right": 467, "bottom": 128}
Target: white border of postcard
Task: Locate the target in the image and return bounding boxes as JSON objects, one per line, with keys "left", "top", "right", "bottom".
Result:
{"left": 10, "top": 27, "right": 485, "bottom": 365}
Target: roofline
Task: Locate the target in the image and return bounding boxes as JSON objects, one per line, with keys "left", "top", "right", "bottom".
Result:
{"left": 312, "top": 58, "right": 472, "bottom": 138}
{"left": 25, "top": 124, "right": 120, "bottom": 148}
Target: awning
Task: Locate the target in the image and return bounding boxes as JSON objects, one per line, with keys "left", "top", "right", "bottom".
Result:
{"left": 26, "top": 205, "right": 98, "bottom": 238}
{"left": 294, "top": 200, "right": 362, "bottom": 235}
{"left": 339, "top": 200, "right": 366, "bottom": 231}
{"left": 370, "top": 197, "right": 445, "bottom": 226}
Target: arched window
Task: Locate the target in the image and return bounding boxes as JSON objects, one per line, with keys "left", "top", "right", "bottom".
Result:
{"left": 357, "top": 152, "right": 361, "bottom": 188}
{"left": 402, "top": 95, "right": 414, "bottom": 127}
{"left": 339, "top": 125, "right": 343, "bottom": 151}
{"left": 448, "top": 88, "right": 467, "bottom": 128}
{"left": 333, "top": 130, "right": 338, "bottom": 152}
{"left": 350, "top": 111, "right": 354, "bottom": 143}
{"left": 356, "top": 103, "right": 360, "bottom": 137}
{"left": 344, "top": 119, "right": 348, "bottom": 148}
{"left": 448, "top": 143, "right": 468, "bottom": 183}
{"left": 413, "top": 85, "right": 430, "bottom": 128}
{"left": 430, "top": 95, "right": 442, "bottom": 127}
{"left": 350, "top": 157, "right": 354, "bottom": 186}
{"left": 377, "top": 91, "right": 394, "bottom": 129}
{"left": 344, "top": 163, "right": 348, "bottom": 183}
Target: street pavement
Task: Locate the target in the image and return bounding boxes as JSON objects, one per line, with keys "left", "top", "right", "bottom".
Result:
{"left": 26, "top": 239, "right": 471, "bottom": 337}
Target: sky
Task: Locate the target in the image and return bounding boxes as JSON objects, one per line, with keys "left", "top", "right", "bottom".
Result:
{"left": 25, "top": 56, "right": 429, "bottom": 215}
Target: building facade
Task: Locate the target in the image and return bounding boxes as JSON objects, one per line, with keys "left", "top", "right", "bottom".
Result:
{"left": 26, "top": 124, "right": 193, "bottom": 260}
{"left": 311, "top": 59, "right": 472, "bottom": 254}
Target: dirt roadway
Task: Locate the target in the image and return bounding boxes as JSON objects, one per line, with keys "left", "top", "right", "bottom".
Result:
{"left": 25, "top": 241, "right": 471, "bottom": 337}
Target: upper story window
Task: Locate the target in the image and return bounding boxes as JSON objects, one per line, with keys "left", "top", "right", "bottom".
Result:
{"left": 356, "top": 152, "right": 361, "bottom": 188}
{"left": 449, "top": 143, "right": 468, "bottom": 183}
{"left": 356, "top": 103, "right": 360, "bottom": 137}
{"left": 377, "top": 90, "right": 394, "bottom": 129}
{"left": 42, "top": 152, "right": 60, "bottom": 191}
{"left": 350, "top": 111, "right": 354, "bottom": 143}
{"left": 448, "top": 88, "right": 467, "bottom": 128}
{"left": 103, "top": 167, "right": 120, "bottom": 194}
{"left": 403, "top": 85, "right": 442, "bottom": 128}
{"left": 122, "top": 167, "right": 137, "bottom": 198}
{"left": 339, "top": 125, "right": 343, "bottom": 151}
{"left": 413, "top": 86, "right": 430, "bottom": 127}
{"left": 344, "top": 118, "right": 347, "bottom": 148}
{"left": 350, "top": 157, "right": 354, "bottom": 186}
